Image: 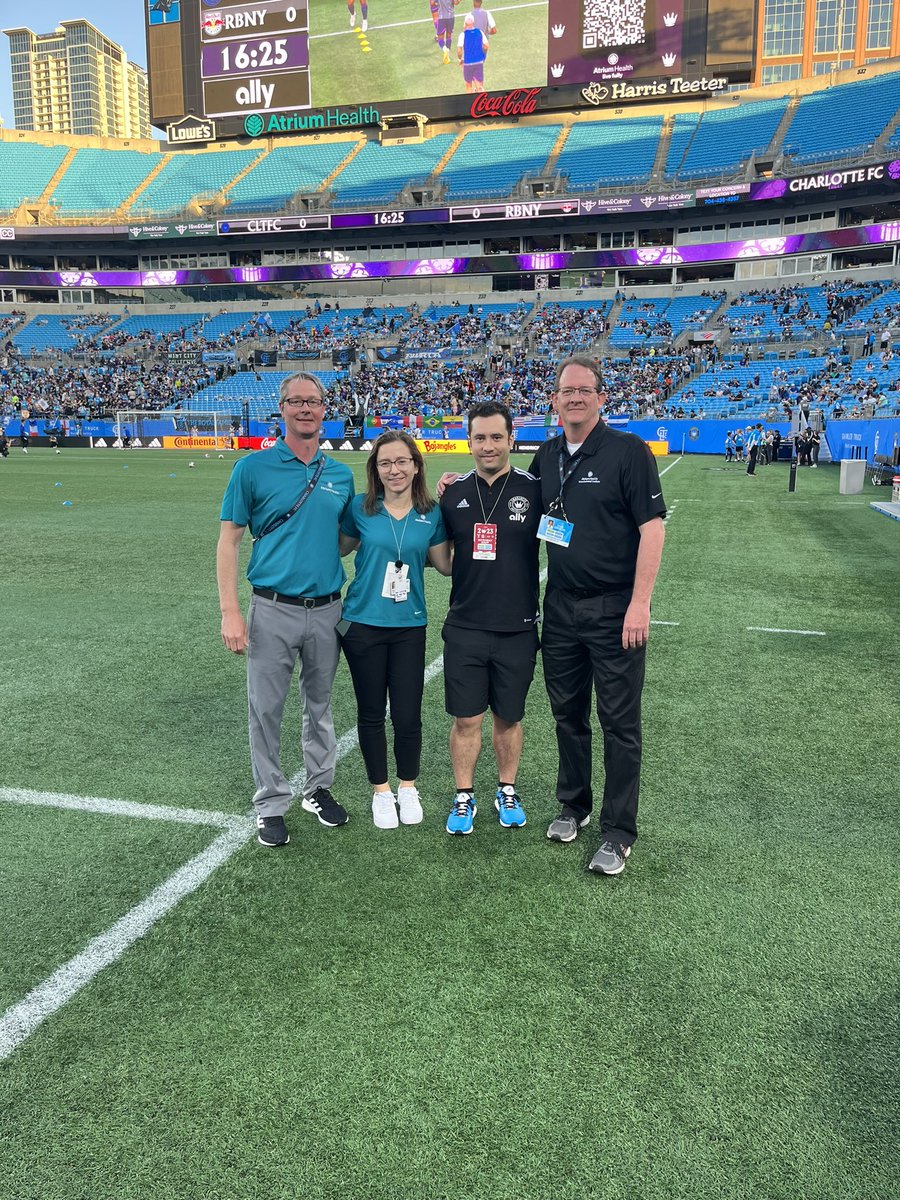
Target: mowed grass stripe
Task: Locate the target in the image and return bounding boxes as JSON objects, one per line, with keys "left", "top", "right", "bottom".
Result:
{"left": 0, "top": 450, "right": 897, "bottom": 1199}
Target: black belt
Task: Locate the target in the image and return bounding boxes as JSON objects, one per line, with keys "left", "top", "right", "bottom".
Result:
{"left": 557, "top": 584, "right": 630, "bottom": 600}
{"left": 252, "top": 586, "right": 341, "bottom": 609}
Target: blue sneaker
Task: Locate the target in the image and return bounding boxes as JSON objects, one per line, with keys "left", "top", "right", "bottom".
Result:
{"left": 494, "top": 785, "right": 526, "bottom": 828}
{"left": 446, "top": 791, "right": 476, "bottom": 835}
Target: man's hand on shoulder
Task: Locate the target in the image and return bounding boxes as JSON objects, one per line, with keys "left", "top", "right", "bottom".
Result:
{"left": 436, "top": 471, "right": 461, "bottom": 498}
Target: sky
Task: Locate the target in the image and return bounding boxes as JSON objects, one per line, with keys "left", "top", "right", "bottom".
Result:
{"left": 0, "top": 0, "right": 150, "bottom": 134}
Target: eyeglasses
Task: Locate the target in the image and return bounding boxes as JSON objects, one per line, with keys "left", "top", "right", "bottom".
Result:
{"left": 556, "top": 386, "right": 599, "bottom": 399}
{"left": 283, "top": 396, "right": 324, "bottom": 409}
{"left": 376, "top": 456, "right": 414, "bottom": 470}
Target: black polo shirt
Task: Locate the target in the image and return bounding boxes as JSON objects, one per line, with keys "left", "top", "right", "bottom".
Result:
{"left": 440, "top": 467, "right": 542, "bottom": 631}
{"left": 529, "top": 421, "right": 666, "bottom": 592}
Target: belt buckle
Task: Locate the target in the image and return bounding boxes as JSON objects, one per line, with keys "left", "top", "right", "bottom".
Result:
{"left": 302, "top": 596, "right": 316, "bottom": 609}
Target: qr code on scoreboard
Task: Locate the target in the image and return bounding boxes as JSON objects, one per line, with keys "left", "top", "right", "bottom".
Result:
{"left": 582, "top": 0, "right": 647, "bottom": 50}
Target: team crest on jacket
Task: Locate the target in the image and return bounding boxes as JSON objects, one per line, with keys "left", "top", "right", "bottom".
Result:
{"left": 508, "top": 495, "right": 530, "bottom": 522}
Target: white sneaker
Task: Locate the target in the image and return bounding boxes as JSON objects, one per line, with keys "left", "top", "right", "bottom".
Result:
{"left": 397, "top": 786, "right": 424, "bottom": 825}
{"left": 362, "top": 18, "right": 368, "bottom": 31}
{"left": 349, "top": 11, "right": 356, "bottom": 26}
{"left": 372, "top": 790, "right": 398, "bottom": 829}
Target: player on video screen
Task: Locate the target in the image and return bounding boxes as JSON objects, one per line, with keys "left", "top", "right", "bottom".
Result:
{"left": 434, "top": 0, "right": 461, "bottom": 63}
{"left": 348, "top": 0, "right": 369, "bottom": 33}
{"left": 457, "top": 12, "right": 488, "bottom": 91}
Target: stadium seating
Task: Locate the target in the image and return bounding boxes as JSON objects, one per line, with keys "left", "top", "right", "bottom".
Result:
{"left": 133, "top": 150, "right": 258, "bottom": 216}
{"left": 664, "top": 113, "right": 701, "bottom": 179}
{"left": 439, "top": 126, "right": 562, "bottom": 200}
{"left": 51, "top": 148, "right": 159, "bottom": 216}
{"left": 329, "top": 135, "right": 457, "bottom": 206}
{"left": 668, "top": 99, "right": 789, "bottom": 179}
{"left": 780, "top": 72, "right": 900, "bottom": 164}
{"left": 555, "top": 118, "right": 663, "bottom": 188}
{"left": 227, "top": 143, "right": 361, "bottom": 212}
{"left": 0, "top": 143, "right": 70, "bottom": 213}
{"left": 181, "top": 370, "right": 346, "bottom": 417}
{"left": 106, "top": 314, "right": 209, "bottom": 341}
{"left": 668, "top": 356, "right": 828, "bottom": 417}
{"left": 11, "top": 314, "right": 116, "bottom": 356}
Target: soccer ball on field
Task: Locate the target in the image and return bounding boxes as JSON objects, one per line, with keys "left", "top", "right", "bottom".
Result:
{"left": 189, "top": 461, "right": 195, "bottom": 468}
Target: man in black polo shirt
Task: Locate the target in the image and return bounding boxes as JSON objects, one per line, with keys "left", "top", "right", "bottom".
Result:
{"left": 529, "top": 354, "right": 666, "bottom": 875}
{"left": 440, "top": 401, "right": 542, "bottom": 836}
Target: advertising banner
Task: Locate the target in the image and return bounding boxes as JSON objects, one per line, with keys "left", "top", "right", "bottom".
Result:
{"left": 162, "top": 435, "right": 234, "bottom": 449}
{"left": 414, "top": 440, "right": 461, "bottom": 455}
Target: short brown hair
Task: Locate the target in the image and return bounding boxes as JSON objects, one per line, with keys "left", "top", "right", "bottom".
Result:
{"left": 364, "top": 431, "right": 436, "bottom": 516}
{"left": 554, "top": 354, "right": 604, "bottom": 392}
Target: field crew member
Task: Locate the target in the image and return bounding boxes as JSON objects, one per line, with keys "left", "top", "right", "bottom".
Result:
{"left": 529, "top": 354, "right": 666, "bottom": 876}
{"left": 217, "top": 372, "right": 354, "bottom": 848}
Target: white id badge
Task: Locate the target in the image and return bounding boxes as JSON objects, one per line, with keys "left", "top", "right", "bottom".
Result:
{"left": 536, "top": 513, "right": 574, "bottom": 547}
{"left": 382, "top": 561, "right": 410, "bottom": 602}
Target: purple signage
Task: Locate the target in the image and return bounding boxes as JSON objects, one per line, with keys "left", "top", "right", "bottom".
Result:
{"left": 546, "top": 0, "right": 685, "bottom": 89}
{"left": 201, "top": 34, "right": 308, "bottom": 79}
{"left": 0, "top": 222, "right": 897, "bottom": 293}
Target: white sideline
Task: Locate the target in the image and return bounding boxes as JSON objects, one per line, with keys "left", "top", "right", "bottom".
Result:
{"left": 747, "top": 627, "right": 827, "bottom": 636}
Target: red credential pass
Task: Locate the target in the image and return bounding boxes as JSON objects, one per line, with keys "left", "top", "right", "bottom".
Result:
{"left": 472, "top": 523, "right": 497, "bottom": 561}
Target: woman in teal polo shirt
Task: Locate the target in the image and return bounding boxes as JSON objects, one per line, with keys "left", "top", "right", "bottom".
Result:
{"left": 340, "top": 431, "right": 451, "bottom": 829}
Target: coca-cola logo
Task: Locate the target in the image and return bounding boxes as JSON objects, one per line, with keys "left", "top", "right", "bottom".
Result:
{"left": 261, "top": 437, "right": 276, "bottom": 448}
{"left": 470, "top": 87, "right": 541, "bottom": 120}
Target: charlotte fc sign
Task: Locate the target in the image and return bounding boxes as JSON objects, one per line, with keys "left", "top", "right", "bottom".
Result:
{"left": 243, "top": 106, "right": 380, "bottom": 137}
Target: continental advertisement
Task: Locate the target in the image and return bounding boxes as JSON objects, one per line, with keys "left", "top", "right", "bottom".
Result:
{"left": 162, "top": 436, "right": 234, "bottom": 449}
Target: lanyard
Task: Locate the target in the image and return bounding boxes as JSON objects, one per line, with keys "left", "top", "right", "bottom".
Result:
{"left": 384, "top": 505, "right": 412, "bottom": 568}
{"left": 475, "top": 470, "right": 511, "bottom": 524}
{"left": 549, "top": 445, "right": 585, "bottom": 520}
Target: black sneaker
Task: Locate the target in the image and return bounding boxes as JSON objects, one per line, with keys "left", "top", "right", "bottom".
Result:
{"left": 301, "top": 787, "right": 349, "bottom": 827}
{"left": 256, "top": 814, "right": 290, "bottom": 848}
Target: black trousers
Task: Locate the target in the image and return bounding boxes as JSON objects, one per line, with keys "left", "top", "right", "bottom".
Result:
{"left": 541, "top": 587, "right": 646, "bottom": 847}
{"left": 340, "top": 622, "right": 426, "bottom": 784}
{"left": 747, "top": 445, "right": 759, "bottom": 474}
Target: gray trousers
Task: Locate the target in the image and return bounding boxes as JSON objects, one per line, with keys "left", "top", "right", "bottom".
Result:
{"left": 246, "top": 593, "right": 342, "bottom": 817}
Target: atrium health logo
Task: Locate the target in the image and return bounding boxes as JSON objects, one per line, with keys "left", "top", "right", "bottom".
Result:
{"left": 244, "top": 113, "right": 265, "bottom": 138}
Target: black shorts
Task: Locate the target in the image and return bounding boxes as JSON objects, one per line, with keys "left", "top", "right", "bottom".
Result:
{"left": 442, "top": 623, "right": 539, "bottom": 723}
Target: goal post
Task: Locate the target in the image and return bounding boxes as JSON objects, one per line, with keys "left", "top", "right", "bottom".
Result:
{"left": 113, "top": 409, "right": 243, "bottom": 444}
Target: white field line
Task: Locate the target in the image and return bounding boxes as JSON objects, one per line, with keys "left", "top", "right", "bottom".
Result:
{"left": 746, "top": 627, "right": 827, "bottom": 636}
{"left": 0, "top": 699, "right": 374, "bottom": 1062}
{"left": 311, "top": 3, "right": 547, "bottom": 39}
{"left": 650, "top": 620, "right": 680, "bottom": 626}
{"left": 659, "top": 455, "right": 683, "bottom": 477}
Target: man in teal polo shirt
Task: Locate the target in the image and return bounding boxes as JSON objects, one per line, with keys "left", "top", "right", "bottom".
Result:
{"left": 217, "top": 371, "right": 355, "bottom": 848}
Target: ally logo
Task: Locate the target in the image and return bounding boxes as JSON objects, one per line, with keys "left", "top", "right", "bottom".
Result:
{"left": 244, "top": 113, "right": 265, "bottom": 137}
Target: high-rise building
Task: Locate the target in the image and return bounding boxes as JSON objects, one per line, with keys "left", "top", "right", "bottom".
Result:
{"left": 3, "top": 20, "right": 150, "bottom": 139}
{"left": 755, "top": 0, "right": 900, "bottom": 85}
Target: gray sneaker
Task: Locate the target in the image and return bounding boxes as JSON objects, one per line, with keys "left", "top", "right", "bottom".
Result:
{"left": 588, "top": 840, "right": 631, "bottom": 875}
{"left": 546, "top": 807, "right": 590, "bottom": 843}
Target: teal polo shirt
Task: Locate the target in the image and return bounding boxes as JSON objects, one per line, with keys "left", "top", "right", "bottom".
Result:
{"left": 220, "top": 438, "right": 354, "bottom": 596}
{"left": 340, "top": 496, "right": 446, "bottom": 627}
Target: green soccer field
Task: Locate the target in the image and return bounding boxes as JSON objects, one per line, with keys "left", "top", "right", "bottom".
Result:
{"left": 1, "top": 446, "right": 898, "bottom": 1200}
{"left": 308, "top": 0, "right": 549, "bottom": 108}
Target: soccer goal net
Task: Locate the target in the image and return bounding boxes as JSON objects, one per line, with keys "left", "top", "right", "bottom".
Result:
{"left": 114, "top": 410, "right": 240, "bottom": 443}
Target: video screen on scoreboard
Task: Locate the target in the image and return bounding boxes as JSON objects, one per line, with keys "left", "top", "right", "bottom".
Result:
{"left": 186, "top": 0, "right": 753, "bottom": 122}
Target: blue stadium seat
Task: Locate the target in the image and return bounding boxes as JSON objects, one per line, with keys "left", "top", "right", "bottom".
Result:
{"left": 227, "top": 143, "right": 360, "bottom": 212}
{"left": 52, "top": 148, "right": 160, "bottom": 216}
{"left": 669, "top": 99, "right": 789, "bottom": 179}
{"left": 556, "top": 118, "right": 663, "bottom": 188}
{"left": 0, "top": 143, "right": 69, "bottom": 213}
{"left": 439, "top": 126, "right": 562, "bottom": 201}
{"left": 781, "top": 72, "right": 900, "bottom": 164}
{"left": 329, "top": 135, "right": 457, "bottom": 206}
{"left": 134, "top": 150, "right": 258, "bottom": 216}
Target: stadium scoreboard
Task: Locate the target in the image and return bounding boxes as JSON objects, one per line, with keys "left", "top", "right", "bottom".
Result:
{"left": 147, "top": 0, "right": 756, "bottom": 138}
